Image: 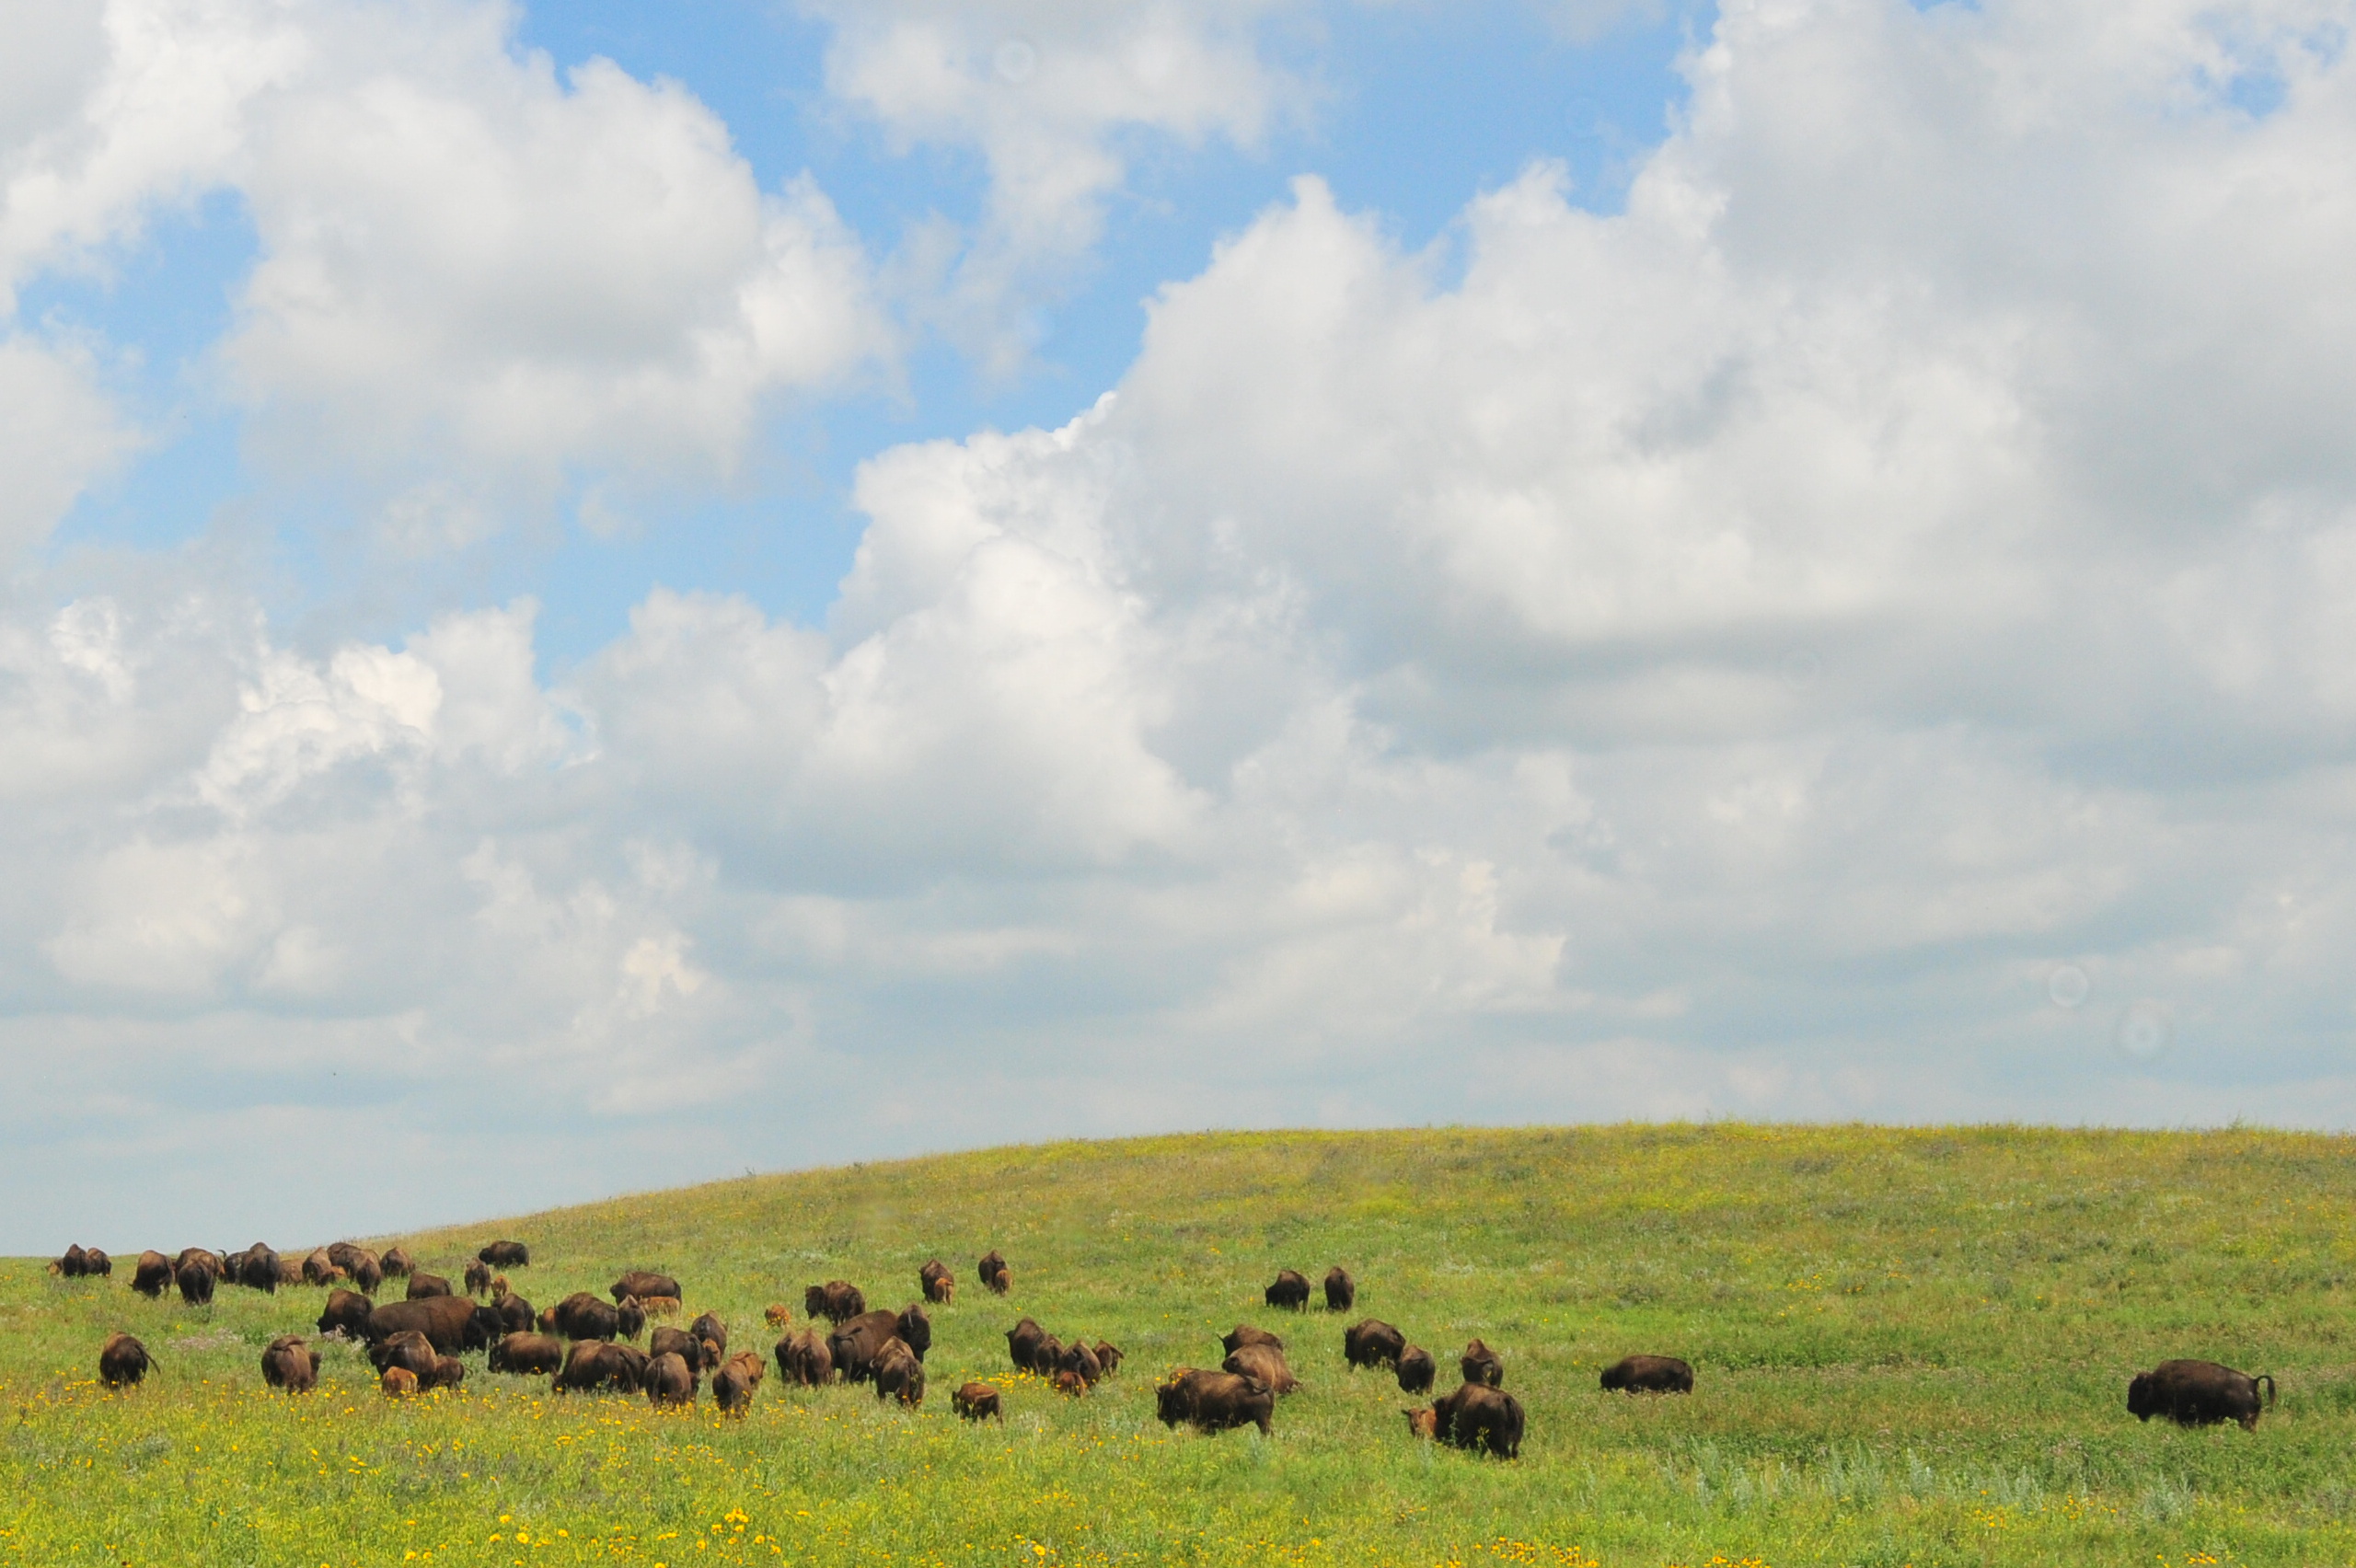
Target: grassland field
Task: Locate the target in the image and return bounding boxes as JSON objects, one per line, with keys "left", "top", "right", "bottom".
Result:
{"left": 6, "top": 1124, "right": 2356, "bottom": 1567}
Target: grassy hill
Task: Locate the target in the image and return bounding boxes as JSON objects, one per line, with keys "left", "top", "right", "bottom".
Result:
{"left": 6, "top": 1124, "right": 2356, "bottom": 1566}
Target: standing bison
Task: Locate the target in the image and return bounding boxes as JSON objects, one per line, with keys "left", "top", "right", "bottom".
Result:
{"left": 775, "top": 1329, "right": 835, "bottom": 1386}
{"left": 2128, "top": 1360, "right": 2277, "bottom": 1430}
{"left": 953, "top": 1381, "right": 1003, "bottom": 1422}
{"left": 977, "top": 1251, "right": 1011, "bottom": 1295}
{"left": 131, "top": 1251, "right": 174, "bottom": 1298}
{"left": 98, "top": 1332, "right": 153, "bottom": 1388}
{"left": 1323, "top": 1267, "right": 1355, "bottom": 1311}
{"left": 406, "top": 1272, "right": 453, "bottom": 1300}
{"left": 1601, "top": 1355, "right": 1693, "bottom": 1394}
{"left": 644, "top": 1352, "right": 696, "bottom": 1408}
{"left": 1156, "top": 1368, "right": 1276, "bottom": 1436}
{"left": 479, "top": 1240, "right": 530, "bottom": 1268}
{"left": 1396, "top": 1345, "right": 1437, "bottom": 1394}
{"left": 261, "top": 1335, "right": 321, "bottom": 1393}
{"left": 175, "top": 1257, "right": 216, "bottom": 1307}
{"left": 873, "top": 1339, "right": 926, "bottom": 1407}
{"left": 1429, "top": 1382, "right": 1525, "bottom": 1458}
{"left": 1461, "top": 1339, "right": 1505, "bottom": 1389}
{"left": 1265, "top": 1270, "right": 1311, "bottom": 1309}
{"left": 1223, "top": 1343, "right": 1299, "bottom": 1394}
{"left": 1344, "top": 1320, "right": 1405, "bottom": 1371}
{"left": 803, "top": 1281, "right": 866, "bottom": 1323}
{"left": 714, "top": 1352, "right": 766, "bottom": 1414}
{"left": 490, "top": 1333, "right": 566, "bottom": 1376}
{"left": 919, "top": 1260, "right": 955, "bottom": 1304}
{"left": 613, "top": 1271, "right": 680, "bottom": 1305}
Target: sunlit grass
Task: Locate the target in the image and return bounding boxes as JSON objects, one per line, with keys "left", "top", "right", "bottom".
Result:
{"left": 6, "top": 1124, "right": 2356, "bottom": 1563}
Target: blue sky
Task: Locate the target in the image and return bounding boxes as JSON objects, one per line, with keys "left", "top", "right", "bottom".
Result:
{"left": 6, "top": 0, "right": 2356, "bottom": 1251}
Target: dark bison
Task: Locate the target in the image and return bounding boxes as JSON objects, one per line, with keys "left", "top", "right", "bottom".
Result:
{"left": 1344, "top": 1319, "right": 1405, "bottom": 1371}
{"left": 490, "top": 1332, "right": 566, "bottom": 1375}
{"left": 894, "top": 1303, "right": 930, "bottom": 1361}
{"left": 348, "top": 1253, "right": 385, "bottom": 1297}
{"left": 55, "top": 1244, "right": 90, "bottom": 1277}
{"left": 380, "top": 1246, "right": 416, "bottom": 1278}
{"left": 555, "top": 1340, "right": 647, "bottom": 1395}
{"left": 1006, "top": 1317, "right": 1047, "bottom": 1373}
{"left": 370, "top": 1330, "right": 440, "bottom": 1379}
{"left": 1432, "top": 1382, "right": 1525, "bottom": 1458}
{"left": 827, "top": 1310, "right": 907, "bottom": 1383}
{"left": 175, "top": 1246, "right": 223, "bottom": 1276}
{"left": 1058, "top": 1339, "right": 1103, "bottom": 1387}
{"left": 235, "top": 1244, "right": 281, "bottom": 1294}
{"left": 977, "top": 1251, "right": 1011, "bottom": 1295}
{"left": 953, "top": 1380, "right": 1002, "bottom": 1421}
{"left": 1461, "top": 1339, "right": 1504, "bottom": 1389}
{"left": 425, "top": 1355, "right": 466, "bottom": 1392}
{"left": 406, "top": 1272, "right": 453, "bottom": 1300}
{"left": 318, "top": 1288, "right": 375, "bottom": 1339}
{"left": 484, "top": 1292, "right": 535, "bottom": 1335}
{"left": 175, "top": 1257, "right": 216, "bottom": 1307}
{"left": 651, "top": 1327, "right": 715, "bottom": 1373}
{"left": 874, "top": 1338, "right": 925, "bottom": 1407}
{"left": 1601, "top": 1355, "right": 1693, "bottom": 1394}
{"left": 362, "top": 1295, "right": 487, "bottom": 1354}
{"left": 644, "top": 1351, "right": 696, "bottom": 1407}
{"left": 613, "top": 1272, "right": 680, "bottom": 1305}
{"left": 1093, "top": 1341, "right": 1124, "bottom": 1378}
{"left": 1032, "top": 1334, "right": 1064, "bottom": 1376}
{"left": 804, "top": 1280, "right": 866, "bottom": 1323}
{"left": 1223, "top": 1343, "right": 1299, "bottom": 1394}
{"left": 714, "top": 1351, "right": 765, "bottom": 1414}
{"left": 2128, "top": 1360, "right": 2277, "bottom": 1431}
{"left": 1323, "top": 1267, "right": 1355, "bottom": 1311}
{"left": 98, "top": 1332, "right": 152, "bottom": 1388}
{"left": 463, "top": 1261, "right": 492, "bottom": 1297}
{"left": 919, "top": 1259, "right": 955, "bottom": 1304}
{"left": 1222, "top": 1324, "right": 1284, "bottom": 1357}
{"left": 261, "top": 1335, "right": 321, "bottom": 1392}
{"left": 85, "top": 1247, "right": 113, "bottom": 1277}
{"left": 1396, "top": 1345, "right": 1437, "bottom": 1394}
{"left": 1265, "top": 1270, "right": 1311, "bottom": 1309}
{"left": 131, "top": 1251, "right": 173, "bottom": 1297}
{"left": 776, "top": 1329, "right": 835, "bottom": 1386}
{"left": 1156, "top": 1367, "right": 1276, "bottom": 1435}
{"left": 326, "top": 1241, "right": 366, "bottom": 1273}
{"left": 691, "top": 1312, "right": 728, "bottom": 1357}
{"left": 550, "top": 1292, "right": 624, "bottom": 1341}
{"left": 479, "top": 1240, "right": 530, "bottom": 1268}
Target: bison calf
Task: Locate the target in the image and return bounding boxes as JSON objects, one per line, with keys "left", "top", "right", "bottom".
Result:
{"left": 1601, "top": 1355, "right": 1693, "bottom": 1394}
{"left": 763, "top": 1302, "right": 793, "bottom": 1329}
{"left": 380, "top": 1366, "right": 420, "bottom": 1397}
{"left": 953, "top": 1381, "right": 1003, "bottom": 1422}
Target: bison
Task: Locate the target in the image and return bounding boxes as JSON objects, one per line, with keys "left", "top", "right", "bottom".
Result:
{"left": 953, "top": 1381, "right": 1003, "bottom": 1422}
{"left": 977, "top": 1251, "right": 1011, "bottom": 1295}
{"left": 1323, "top": 1267, "right": 1355, "bottom": 1312}
{"left": 2128, "top": 1360, "right": 2277, "bottom": 1431}
{"left": 919, "top": 1259, "right": 955, "bottom": 1305}
{"left": 690, "top": 1312, "right": 728, "bottom": 1357}
{"left": 301, "top": 1249, "right": 342, "bottom": 1287}
{"left": 1461, "top": 1339, "right": 1505, "bottom": 1389}
{"left": 549, "top": 1292, "right": 625, "bottom": 1342}
{"left": 635, "top": 1295, "right": 682, "bottom": 1320}
{"left": 55, "top": 1243, "right": 89, "bottom": 1277}
{"left": 555, "top": 1340, "right": 647, "bottom": 1395}
{"left": 1058, "top": 1339, "right": 1103, "bottom": 1387}
{"left": 1403, "top": 1405, "right": 1439, "bottom": 1439}
{"left": 261, "top": 1335, "right": 321, "bottom": 1393}
{"left": 406, "top": 1272, "right": 453, "bottom": 1300}
{"left": 804, "top": 1280, "right": 866, "bottom": 1323}
{"left": 713, "top": 1352, "right": 766, "bottom": 1414}
{"left": 644, "top": 1351, "right": 696, "bottom": 1408}
{"left": 380, "top": 1246, "right": 416, "bottom": 1278}
{"left": 651, "top": 1326, "right": 714, "bottom": 1372}
{"left": 1093, "top": 1341, "right": 1124, "bottom": 1378}
{"left": 1344, "top": 1319, "right": 1405, "bottom": 1372}
{"left": 613, "top": 1271, "right": 680, "bottom": 1305}
{"left": 827, "top": 1310, "right": 906, "bottom": 1383}
{"left": 479, "top": 1240, "right": 530, "bottom": 1268}
{"left": 764, "top": 1303, "right": 793, "bottom": 1329}
{"left": 175, "top": 1257, "right": 216, "bottom": 1307}
{"left": 1396, "top": 1345, "right": 1437, "bottom": 1395}
{"left": 380, "top": 1366, "right": 419, "bottom": 1398}
{"left": 490, "top": 1332, "right": 565, "bottom": 1376}
{"left": 362, "top": 1295, "right": 486, "bottom": 1354}
{"left": 131, "top": 1251, "right": 173, "bottom": 1298}
{"left": 370, "top": 1330, "right": 440, "bottom": 1379}
{"left": 98, "top": 1332, "right": 152, "bottom": 1388}
{"left": 1432, "top": 1381, "right": 1525, "bottom": 1458}
{"left": 1051, "top": 1367, "right": 1089, "bottom": 1396}
{"left": 463, "top": 1261, "right": 492, "bottom": 1297}
{"left": 1601, "top": 1355, "right": 1693, "bottom": 1394}
{"left": 425, "top": 1355, "right": 466, "bottom": 1392}
{"left": 776, "top": 1328, "right": 835, "bottom": 1387}
{"left": 1156, "top": 1367, "right": 1276, "bottom": 1436}
{"left": 237, "top": 1245, "right": 281, "bottom": 1293}
{"left": 873, "top": 1338, "right": 926, "bottom": 1407}
{"left": 1221, "top": 1324, "right": 1284, "bottom": 1357}
{"left": 894, "top": 1303, "right": 931, "bottom": 1362}
{"left": 1223, "top": 1343, "right": 1299, "bottom": 1394}
{"left": 1006, "top": 1317, "right": 1047, "bottom": 1373}
{"left": 485, "top": 1292, "right": 535, "bottom": 1335}
{"left": 348, "top": 1253, "right": 385, "bottom": 1297}
{"left": 1265, "top": 1270, "right": 1311, "bottom": 1309}
{"left": 318, "top": 1288, "right": 375, "bottom": 1339}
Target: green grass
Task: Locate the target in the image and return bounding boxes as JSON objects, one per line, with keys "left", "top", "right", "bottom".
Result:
{"left": 8, "top": 1124, "right": 2356, "bottom": 1566}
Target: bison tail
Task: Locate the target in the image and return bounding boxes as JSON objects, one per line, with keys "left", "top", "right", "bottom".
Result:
{"left": 2257, "top": 1373, "right": 2278, "bottom": 1407}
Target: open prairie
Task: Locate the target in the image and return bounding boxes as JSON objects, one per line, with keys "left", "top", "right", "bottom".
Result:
{"left": 6, "top": 1124, "right": 2356, "bottom": 1566}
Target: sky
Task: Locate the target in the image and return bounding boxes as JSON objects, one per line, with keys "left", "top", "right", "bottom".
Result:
{"left": 6, "top": 0, "right": 2356, "bottom": 1252}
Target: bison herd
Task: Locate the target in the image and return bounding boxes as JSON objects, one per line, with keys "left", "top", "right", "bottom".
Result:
{"left": 54, "top": 1237, "right": 2282, "bottom": 1452}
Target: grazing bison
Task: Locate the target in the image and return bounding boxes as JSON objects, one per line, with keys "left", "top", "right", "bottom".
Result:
{"left": 1051, "top": 1367, "right": 1089, "bottom": 1396}
{"left": 944, "top": 1384, "right": 996, "bottom": 1424}
{"left": 1344, "top": 1319, "right": 1406, "bottom": 1371}
{"left": 425, "top": 1355, "right": 465, "bottom": 1392}
{"left": 874, "top": 1338, "right": 926, "bottom": 1407}
{"left": 98, "top": 1332, "right": 152, "bottom": 1388}
{"left": 1222, "top": 1324, "right": 1284, "bottom": 1357}
{"left": 362, "top": 1295, "right": 487, "bottom": 1354}
{"left": 1156, "top": 1367, "right": 1276, "bottom": 1436}
{"left": 690, "top": 1312, "right": 728, "bottom": 1357}
{"left": 2128, "top": 1360, "right": 2277, "bottom": 1431}
{"left": 1396, "top": 1345, "right": 1437, "bottom": 1395}
{"left": 764, "top": 1303, "right": 793, "bottom": 1329}
{"left": 370, "top": 1330, "right": 440, "bottom": 1379}
{"left": 550, "top": 1292, "right": 625, "bottom": 1342}
{"left": 1094, "top": 1342, "right": 1124, "bottom": 1378}
{"left": 486, "top": 1292, "right": 535, "bottom": 1335}
{"left": 490, "top": 1333, "right": 565, "bottom": 1376}
{"left": 1006, "top": 1318, "right": 1047, "bottom": 1373}
{"left": 463, "top": 1261, "right": 492, "bottom": 1297}
{"left": 380, "top": 1366, "right": 419, "bottom": 1398}
{"left": 318, "top": 1288, "right": 375, "bottom": 1339}
{"left": 1433, "top": 1382, "right": 1525, "bottom": 1458}
{"left": 326, "top": 1242, "right": 365, "bottom": 1272}
{"left": 1265, "top": 1270, "right": 1311, "bottom": 1309}
{"left": 1058, "top": 1339, "right": 1103, "bottom": 1387}
{"left": 55, "top": 1243, "right": 89, "bottom": 1277}
{"left": 1601, "top": 1355, "right": 1693, "bottom": 1394}
{"left": 827, "top": 1310, "right": 906, "bottom": 1383}
{"left": 714, "top": 1352, "right": 765, "bottom": 1414}
{"left": 175, "top": 1246, "right": 223, "bottom": 1276}
{"left": 804, "top": 1281, "right": 866, "bottom": 1323}
{"left": 262, "top": 1335, "right": 321, "bottom": 1393}
{"left": 644, "top": 1352, "right": 696, "bottom": 1407}
{"left": 977, "top": 1251, "right": 1011, "bottom": 1295}
{"left": 380, "top": 1247, "right": 416, "bottom": 1278}
{"left": 301, "top": 1249, "right": 341, "bottom": 1287}
{"left": 406, "top": 1272, "right": 453, "bottom": 1300}
{"left": 1223, "top": 1343, "right": 1299, "bottom": 1394}
{"left": 776, "top": 1329, "right": 835, "bottom": 1387}
{"left": 613, "top": 1272, "right": 680, "bottom": 1305}
{"left": 479, "top": 1240, "right": 530, "bottom": 1268}
{"left": 236, "top": 1245, "right": 281, "bottom": 1294}
{"left": 635, "top": 1295, "right": 682, "bottom": 1320}
{"left": 1323, "top": 1267, "right": 1355, "bottom": 1312}
{"left": 555, "top": 1341, "right": 647, "bottom": 1395}
{"left": 1032, "top": 1334, "right": 1064, "bottom": 1377}
{"left": 919, "top": 1259, "right": 955, "bottom": 1305}
{"left": 275, "top": 1256, "right": 303, "bottom": 1287}
{"left": 85, "top": 1247, "right": 113, "bottom": 1278}
{"left": 894, "top": 1303, "right": 931, "bottom": 1361}
{"left": 132, "top": 1251, "right": 173, "bottom": 1298}
{"left": 349, "top": 1253, "right": 385, "bottom": 1297}
{"left": 651, "top": 1327, "right": 713, "bottom": 1372}
{"left": 1461, "top": 1339, "right": 1505, "bottom": 1389}
{"left": 176, "top": 1257, "right": 216, "bottom": 1307}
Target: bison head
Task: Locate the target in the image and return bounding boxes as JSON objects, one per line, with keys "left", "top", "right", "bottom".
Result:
{"left": 2126, "top": 1372, "right": 2158, "bottom": 1420}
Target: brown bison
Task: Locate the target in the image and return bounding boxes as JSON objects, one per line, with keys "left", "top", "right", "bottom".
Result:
{"left": 1265, "top": 1269, "right": 1311, "bottom": 1309}
{"left": 873, "top": 1338, "right": 925, "bottom": 1407}
{"left": 85, "top": 1247, "right": 113, "bottom": 1277}
{"left": 827, "top": 1310, "right": 907, "bottom": 1383}
{"left": 776, "top": 1328, "right": 835, "bottom": 1387}
{"left": 362, "top": 1295, "right": 487, "bottom": 1354}
{"left": 2129, "top": 1360, "right": 2277, "bottom": 1430}
{"left": 1396, "top": 1345, "right": 1437, "bottom": 1394}
{"left": 463, "top": 1261, "right": 492, "bottom": 1297}
{"left": 1051, "top": 1367, "right": 1089, "bottom": 1396}
{"left": 1461, "top": 1339, "right": 1504, "bottom": 1389}
{"left": 131, "top": 1251, "right": 173, "bottom": 1297}
{"left": 1222, "top": 1324, "right": 1284, "bottom": 1357}
{"left": 479, "top": 1240, "right": 530, "bottom": 1268}
{"left": 650, "top": 1326, "right": 716, "bottom": 1372}
{"left": 953, "top": 1381, "right": 1003, "bottom": 1422}
{"left": 238, "top": 1244, "right": 281, "bottom": 1293}
{"left": 1601, "top": 1355, "right": 1693, "bottom": 1394}
{"left": 425, "top": 1355, "right": 466, "bottom": 1391}
{"left": 484, "top": 1292, "right": 535, "bottom": 1335}
{"left": 1058, "top": 1339, "right": 1103, "bottom": 1386}
{"left": 380, "top": 1366, "right": 420, "bottom": 1398}
{"left": 1156, "top": 1367, "right": 1276, "bottom": 1436}
{"left": 977, "top": 1251, "right": 1011, "bottom": 1295}
{"left": 803, "top": 1280, "right": 866, "bottom": 1323}
{"left": 1223, "top": 1343, "right": 1299, "bottom": 1394}
{"left": 98, "top": 1332, "right": 152, "bottom": 1388}
{"left": 1094, "top": 1341, "right": 1124, "bottom": 1378}
{"left": 919, "top": 1259, "right": 955, "bottom": 1304}
{"left": 1032, "top": 1334, "right": 1064, "bottom": 1376}
{"left": 490, "top": 1332, "right": 566, "bottom": 1376}
{"left": 326, "top": 1241, "right": 366, "bottom": 1272}
{"left": 55, "top": 1244, "right": 90, "bottom": 1278}
{"left": 690, "top": 1312, "right": 728, "bottom": 1357}
{"left": 894, "top": 1303, "right": 931, "bottom": 1361}
{"left": 644, "top": 1351, "right": 696, "bottom": 1407}
{"left": 1006, "top": 1317, "right": 1047, "bottom": 1373}
{"left": 549, "top": 1292, "right": 626, "bottom": 1342}
{"left": 300, "top": 1249, "right": 342, "bottom": 1287}
{"left": 613, "top": 1271, "right": 680, "bottom": 1305}
{"left": 406, "top": 1271, "right": 454, "bottom": 1300}
{"left": 175, "top": 1257, "right": 216, "bottom": 1307}
{"left": 348, "top": 1252, "right": 385, "bottom": 1297}
{"left": 318, "top": 1288, "right": 375, "bottom": 1339}
{"left": 370, "top": 1330, "right": 440, "bottom": 1379}
{"left": 1323, "top": 1267, "right": 1355, "bottom": 1311}
{"left": 764, "top": 1302, "right": 793, "bottom": 1329}
{"left": 714, "top": 1351, "right": 766, "bottom": 1414}
{"left": 555, "top": 1340, "right": 647, "bottom": 1395}
{"left": 380, "top": 1246, "right": 416, "bottom": 1278}
{"left": 275, "top": 1256, "right": 303, "bottom": 1287}
{"left": 1432, "top": 1382, "right": 1525, "bottom": 1458}
{"left": 261, "top": 1336, "right": 321, "bottom": 1392}
{"left": 1344, "top": 1319, "right": 1405, "bottom": 1371}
